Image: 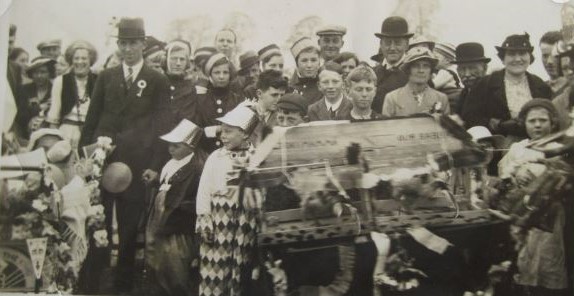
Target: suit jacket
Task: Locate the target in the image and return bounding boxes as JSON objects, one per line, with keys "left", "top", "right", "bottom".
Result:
{"left": 461, "top": 70, "right": 551, "bottom": 134}
{"left": 372, "top": 64, "right": 408, "bottom": 113}
{"left": 80, "top": 64, "right": 171, "bottom": 174}
{"left": 155, "top": 149, "right": 208, "bottom": 236}
{"left": 307, "top": 96, "right": 353, "bottom": 121}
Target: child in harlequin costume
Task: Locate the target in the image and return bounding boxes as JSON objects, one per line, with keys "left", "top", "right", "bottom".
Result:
{"left": 195, "top": 105, "right": 263, "bottom": 296}
{"left": 145, "top": 119, "right": 207, "bottom": 296}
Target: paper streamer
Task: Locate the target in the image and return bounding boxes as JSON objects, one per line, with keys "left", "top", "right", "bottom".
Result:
{"left": 407, "top": 227, "right": 452, "bottom": 255}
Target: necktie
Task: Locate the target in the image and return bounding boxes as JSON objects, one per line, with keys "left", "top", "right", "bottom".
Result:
{"left": 329, "top": 107, "right": 336, "bottom": 120}
{"left": 126, "top": 67, "right": 134, "bottom": 89}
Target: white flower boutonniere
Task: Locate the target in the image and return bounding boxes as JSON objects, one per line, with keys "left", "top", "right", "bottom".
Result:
{"left": 136, "top": 80, "right": 147, "bottom": 97}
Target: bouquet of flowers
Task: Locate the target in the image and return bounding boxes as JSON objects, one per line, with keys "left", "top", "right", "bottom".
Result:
{"left": 0, "top": 136, "right": 113, "bottom": 293}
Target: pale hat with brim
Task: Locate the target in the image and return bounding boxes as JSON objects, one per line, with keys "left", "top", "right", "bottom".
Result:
{"left": 216, "top": 105, "right": 260, "bottom": 135}
{"left": 467, "top": 126, "right": 505, "bottom": 149}
{"left": 400, "top": 47, "right": 439, "bottom": 72}
{"left": 46, "top": 140, "right": 72, "bottom": 163}
{"left": 27, "top": 128, "right": 65, "bottom": 151}
{"left": 160, "top": 119, "right": 203, "bottom": 147}
{"left": 291, "top": 37, "right": 318, "bottom": 60}
{"left": 26, "top": 57, "right": 56, "bottom": 78}
{"left": 316, "top": 25, "right": 347, "bottom": 36}
{"left": 408, "top": 35, "right": 436, "bottom": 51}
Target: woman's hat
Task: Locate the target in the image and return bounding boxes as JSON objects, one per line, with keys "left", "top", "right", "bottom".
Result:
{"left": 216, "top": 105, "right": 260, "bottom": 134}
{"left": 434, "top": 42, "right": 456, "bottom": 61}
{"left": 408, "top": 35, "right": 435, "bottom": 51}
{"left": 466, "top": 126, "right": 505, "bottom": 149}
{"left": 258, "top": 44, "right": 282, "bottom": 62}
{"left": 400, "top": 47, "right": 438, "bottom": 72}
{"left": 375, "top": 16, "right": 414, "bottom": 39}
{"left": 452, "top": 42, "right": 491, "bottom": 64}
{"left": 290, "top": 37, "right": 318, "bottom": 59}
{"left": 160, "top": 119, "right": 203, "bottom": 147}
{"left": 238, "top": 51, "right": 260, "bottom": 75}
{"left": 203, "top": 52, "right": 229, "bottom": 75}
{"left": 518, "top": 98, "right": 559, "bottom": 123}
{"left": 26, "top": 57, "right": 56, "bottom": 78}
{"left": 114, "top": 17, "right": 146, "bottom": 40}
{"left": 495, "top": 32, "right": 534, "bottom": 53}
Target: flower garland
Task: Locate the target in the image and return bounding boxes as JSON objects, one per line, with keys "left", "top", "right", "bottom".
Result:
{"left": 0, "top": 137, "right": 113, "bottom": 294}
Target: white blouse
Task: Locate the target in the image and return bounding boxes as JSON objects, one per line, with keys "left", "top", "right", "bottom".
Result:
{"left": 504, "top": 75, "right": 532, "bottom": 118}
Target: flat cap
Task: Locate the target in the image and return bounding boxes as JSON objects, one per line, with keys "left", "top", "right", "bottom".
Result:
{"left": 316, "top": 25, "right": 347, "bottom": 36}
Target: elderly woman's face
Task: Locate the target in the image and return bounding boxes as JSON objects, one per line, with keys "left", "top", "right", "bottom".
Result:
{"left": 72, "top": 48, "right": 91, "bottom": 76}
{"left": 503, "top": 49, "right": 530, "bottom": 75}
{"left": 210, "top": 63, "right": 231, "bottom": 87}
{"left": 408, "top": 60, "right": 433, "bottom": 84}
{"left": 525, "top": 107, "right": 553, "bottom": 140}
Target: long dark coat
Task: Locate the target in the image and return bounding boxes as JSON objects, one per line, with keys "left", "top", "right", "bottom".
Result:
{"left": 461, "top": 69, "right": 551, "bottom": 133}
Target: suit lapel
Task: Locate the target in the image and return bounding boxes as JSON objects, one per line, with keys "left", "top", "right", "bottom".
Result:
{"left": 119, "top": 65, "right": 152, "bottom": 112}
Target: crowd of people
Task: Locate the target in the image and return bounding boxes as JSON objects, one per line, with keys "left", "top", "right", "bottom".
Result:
{"left": 3, "top": 13, "right": 574, "bottom": 296}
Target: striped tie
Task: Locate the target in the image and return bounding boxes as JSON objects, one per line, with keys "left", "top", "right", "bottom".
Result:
{"left": 125, "top": 67, "right": 134, "bottom": 89}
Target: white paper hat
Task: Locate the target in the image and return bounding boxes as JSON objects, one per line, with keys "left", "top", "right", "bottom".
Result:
{"left": 160, "top": 119, "right": 203, "bottom": 146}
{"left": 467, "top": 126, "right": 505, "bottom": 148}
{"left": 216, "top": 105, "right": 259, "bottom": 134}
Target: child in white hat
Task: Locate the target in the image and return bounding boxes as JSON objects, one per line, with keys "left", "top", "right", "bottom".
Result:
{"left": 195, "top": 105, "right": 262, "bottom": 296}
{"left": 145, "top": 119, "right": 207, "bottom": 296}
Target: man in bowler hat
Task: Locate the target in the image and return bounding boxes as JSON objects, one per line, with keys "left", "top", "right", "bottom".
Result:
{"left": 453, "top": 42, "right": 491, "bottom": 115}
{"left": 372, "top": 16, "right": 413, "bottom": 113}
{"left": 80, "top": 17, "right": 171, "bottom": 293}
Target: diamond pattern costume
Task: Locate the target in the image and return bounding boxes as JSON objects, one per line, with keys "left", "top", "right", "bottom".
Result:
{"left": 196, "top": 145, "right": 262, "bottom": 296}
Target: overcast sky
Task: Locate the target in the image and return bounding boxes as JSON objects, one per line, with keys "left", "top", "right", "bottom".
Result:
{"left": 1, "top": 0, "right": 566, "bottom": 78}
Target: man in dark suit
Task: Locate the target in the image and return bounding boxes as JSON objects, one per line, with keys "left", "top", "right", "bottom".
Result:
{"left": 80, "top": 17, "right": 171, "bottom": 293}
{"left": 453, "top": 43, "right": 491, "bottom": 116}
{"left": 371, "top": 16, "right": 413, "bottom": 113}
{"left": 307, "top": 62, "right": 352, "bottom": 121}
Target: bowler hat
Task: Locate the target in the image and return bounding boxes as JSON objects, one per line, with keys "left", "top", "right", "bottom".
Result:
{"left": 452, "top": 42, "right": 491, "bottom": 64}
{"left": 114, "top": 17, "right": 146, "bottom": 40}
{"left": 375, "top": 16, "right": 414, "bottom": 39}
{"left": 238, "top": 51, "right": 260, "bottom": 75}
